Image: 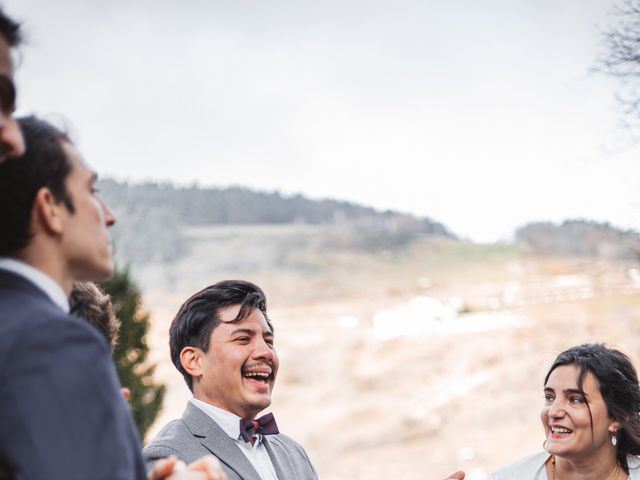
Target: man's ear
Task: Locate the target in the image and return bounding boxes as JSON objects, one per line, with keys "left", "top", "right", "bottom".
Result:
{"left": 180, "top": 347, "right": 203, "bottom": 379}
{"left": 33, "top": 188, "right": 65, "bottom": 235}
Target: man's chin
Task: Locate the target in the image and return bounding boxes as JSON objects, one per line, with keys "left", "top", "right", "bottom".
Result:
{"left": 95, "top": 264, "right": 114, "bottom": 281}
{"left": 78, "top": 261, "right": 115, "bottom": 283}
{"left": 246, "top": 396, "right": 272, "bottom": 415}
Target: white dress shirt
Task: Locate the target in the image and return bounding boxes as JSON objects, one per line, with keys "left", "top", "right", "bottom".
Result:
{"left": 190, "top": 398, "right": 279, "bottom": 480}
{"left": 0, "top": 257, "right": 69, "bottom": 313}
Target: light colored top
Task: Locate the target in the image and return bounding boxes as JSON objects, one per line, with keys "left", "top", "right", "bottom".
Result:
{"left": 0, "top": 257, "right": 69, "bottom": 313}
{"left": 488, "top": 451, "right": 640, "bottom": 479}
{"left": 190, "top": 398, "right": 278, "bottom": 480}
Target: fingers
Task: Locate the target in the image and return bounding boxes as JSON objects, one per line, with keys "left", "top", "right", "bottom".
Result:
{"left": 148, "top": 455, "right": 225, "bottom": 480}
{"left": 148, "top": 456, "right": 179, "bottom": 480}
{"left": 445, "top": 472, "right": 465, "bottom": 480}
{"left": 186, "top": 455, "right": 226, "bottom": 480}
{"left": 173, "top": 460, "right": 187, "bottom": 473}
{"left": 167, "top": 472, "right": 208, "bottom": 480}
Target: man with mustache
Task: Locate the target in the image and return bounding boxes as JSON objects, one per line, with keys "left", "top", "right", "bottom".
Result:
{"left": 144, "top": 280, "right": 467, "bottom": 480}
{"left": 144, "top": 280, "right": 318, "bottom": 479}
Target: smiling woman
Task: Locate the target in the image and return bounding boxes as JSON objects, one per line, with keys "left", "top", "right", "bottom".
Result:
{"left": 489, "top": 344, "right": 640, "bottom": 480}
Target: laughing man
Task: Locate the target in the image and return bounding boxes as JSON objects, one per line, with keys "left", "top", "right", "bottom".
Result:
{"left": 143, "top": 280, "right": 318, "bottom": 480}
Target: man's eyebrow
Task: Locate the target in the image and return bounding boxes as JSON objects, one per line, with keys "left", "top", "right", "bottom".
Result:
{"left": 230, "top": 328, "right": 256, "bottom": 336}
{"left": 229, "top": 327, "right": 274, "bottom": 337}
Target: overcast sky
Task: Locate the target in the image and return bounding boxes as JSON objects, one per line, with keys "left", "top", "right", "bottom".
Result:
{"left": 4, "top": 0, "right": 638, "bottom": 242}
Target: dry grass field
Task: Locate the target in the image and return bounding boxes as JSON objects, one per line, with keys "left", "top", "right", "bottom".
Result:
{"left": 131, "top": 225, "right": 640, "bottom": 480}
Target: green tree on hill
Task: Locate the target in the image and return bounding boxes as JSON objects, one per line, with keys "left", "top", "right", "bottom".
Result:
{"left": 101, "top": 267, "right": 165, "bottom": 440}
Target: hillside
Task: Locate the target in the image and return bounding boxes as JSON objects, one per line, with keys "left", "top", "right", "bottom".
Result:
{"left": 98, "top": 179, "right": 454, "bottom": 266}
{"left": 516, "top": 219, "right": 640, "bottom": 259}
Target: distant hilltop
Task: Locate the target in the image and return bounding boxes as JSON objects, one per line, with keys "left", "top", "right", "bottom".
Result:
{"left": 98, "top": 179, "right": 454, "bottom": 266}
{"left": 516, "top": 219, "right": 640, "bottom": 260}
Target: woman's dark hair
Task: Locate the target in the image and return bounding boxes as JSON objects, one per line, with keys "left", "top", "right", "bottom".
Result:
{"left": 544, "top": 343, "right": 640, "bottom": 471}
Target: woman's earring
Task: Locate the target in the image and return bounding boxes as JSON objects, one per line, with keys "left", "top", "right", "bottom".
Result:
{"left": 611, "top": 434, "right": 618, "bottom": 447}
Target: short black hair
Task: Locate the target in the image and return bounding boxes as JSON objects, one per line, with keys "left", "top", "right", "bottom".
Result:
{"left": 545, "top": 343, "right": 640, "bottom": 472}
{"left": 0, "top": 116, "right": 73, "bottom": 256}
{"left": 169, "top": 280, "right": 271, "bottom": 391}
{"left": 0, "top": 7, "right": 22, "bottom": 47}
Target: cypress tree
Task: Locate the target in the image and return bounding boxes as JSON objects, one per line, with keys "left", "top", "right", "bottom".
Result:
{"left": 101, "top": 267, "right": 165, "bottom": 440}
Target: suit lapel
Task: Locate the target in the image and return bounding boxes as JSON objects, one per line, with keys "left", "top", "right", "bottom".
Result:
{"left": 182, "top": 403, "right": 261, "bottom": 480}
{"left": 263, "top": 436, "right": 295, "bottom": 479}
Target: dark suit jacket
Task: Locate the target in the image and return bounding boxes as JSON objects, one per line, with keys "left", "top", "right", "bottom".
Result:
{"left": 0, "top": 269, "right": 147, "bottom": 480}
{"left": 143, "top": 402, "right": 318, "bottom": 480}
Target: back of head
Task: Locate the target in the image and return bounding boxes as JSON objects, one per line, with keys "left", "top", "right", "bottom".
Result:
{"left": 0, "top": 116, "right": 72, "bottom": 256}
{"left": 169, "top": 280, "right": 270, "bottom": 390}
{"left": 70, "top": 281, "right": 120, "bottom": 349}
{"left": 545, "top": 343, "right": 640, "bottom": 468}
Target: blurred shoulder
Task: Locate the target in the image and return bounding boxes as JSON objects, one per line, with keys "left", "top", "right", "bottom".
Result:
{"left": 488, "top": 451, "right": 549, "bottom": 479}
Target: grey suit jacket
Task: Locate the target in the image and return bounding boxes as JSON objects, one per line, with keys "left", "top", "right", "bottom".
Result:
{"left": 143, "top": 402, "right": 318, "bottom": 480}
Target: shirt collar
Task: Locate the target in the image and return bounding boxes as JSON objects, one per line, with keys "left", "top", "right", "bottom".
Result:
{"left": 0, "top": 257, "right": 70, "bottom": 313}
{"left": 190, "top": 398, "right": 263, "bottom": 444}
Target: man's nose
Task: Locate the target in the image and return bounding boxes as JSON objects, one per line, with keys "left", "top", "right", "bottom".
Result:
{"left": 253, "top": 337, "right": 274, "bottom": 360}
{"left": 100, "top": 199, "right": 116, "bottom": 227}
{"left": 0, "top": 115, "right": 24, "bottom": 161}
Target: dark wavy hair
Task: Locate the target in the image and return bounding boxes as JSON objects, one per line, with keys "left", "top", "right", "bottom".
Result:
{"left": 169, "top": 280, "right": 271, "bottom": 391}
{"left": 544, "top": 343, "right": 640, "bottom": 471}
{"left": 70, "top": 282, "right": 120, "bottom": 349}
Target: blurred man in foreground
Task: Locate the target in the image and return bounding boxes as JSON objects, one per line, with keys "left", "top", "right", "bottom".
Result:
{"left": 0, "top": 115, "right": 142, "bottom": 478}
{"left": 0, "top": 116, "right": 225, "bottom": 480}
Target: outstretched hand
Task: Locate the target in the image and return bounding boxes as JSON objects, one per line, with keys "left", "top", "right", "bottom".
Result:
{"left": 148, "top": 456, "right": 180, "bottom": 480}
{"left": 445, "top": 471, "right": 465, "bottom": 480}
{"left": 149, "top": 455, "right": 226, "bottom": 480}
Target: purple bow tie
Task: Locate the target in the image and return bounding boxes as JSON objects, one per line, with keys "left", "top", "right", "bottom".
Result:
{"left": 239, "top": 413, "right": 279, "bottom": 442}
